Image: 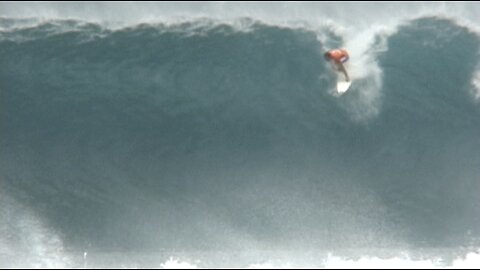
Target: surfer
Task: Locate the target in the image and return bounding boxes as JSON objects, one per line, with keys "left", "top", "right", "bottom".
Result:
{"left": 324, "top": 49, "right": 350, "bottom": 82}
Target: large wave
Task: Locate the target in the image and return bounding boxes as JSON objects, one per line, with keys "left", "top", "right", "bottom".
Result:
{"left": 1, "top": 2, "right": 480, "bottom": 268}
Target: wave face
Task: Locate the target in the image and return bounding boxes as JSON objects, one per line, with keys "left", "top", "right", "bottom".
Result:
{"left": 1, "top": 13, "right": 480, "bottom": 267}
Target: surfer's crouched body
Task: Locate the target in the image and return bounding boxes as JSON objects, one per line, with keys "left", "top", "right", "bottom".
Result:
{"left": 325, "top": 49, "right": 350, "bottom": 82}
{"left": 324, "top": 49, "right": 349, "bottom": 63}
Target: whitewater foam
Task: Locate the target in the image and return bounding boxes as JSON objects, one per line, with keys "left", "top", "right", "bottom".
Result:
{"left": 0, "top": 192, "right": 70, "bottom": 268}
{"left": 473, "top": 68, "right": 480, "bottom": 102}
{"left": 160, "top": 257, "right": 198, "bottom": 269}
{"left": 155, "top": 250, "right": 480, "bottom": 269}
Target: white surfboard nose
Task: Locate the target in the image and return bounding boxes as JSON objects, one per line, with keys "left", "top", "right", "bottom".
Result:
{"left": 337, "top": 81, "right": 352, "bottom": 94}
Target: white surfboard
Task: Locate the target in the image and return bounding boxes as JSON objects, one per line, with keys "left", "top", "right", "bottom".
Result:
{"left": 337, "top": 80, "right": 351, "bottom": 95}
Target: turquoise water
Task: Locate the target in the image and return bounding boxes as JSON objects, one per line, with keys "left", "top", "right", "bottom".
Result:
{"left": 1, "top": 2, "right": 479, "bottom": 268}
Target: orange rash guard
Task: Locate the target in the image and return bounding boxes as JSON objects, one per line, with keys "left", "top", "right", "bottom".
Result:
{"left": 325, "top": 49, "right": 349, "bottom": 63}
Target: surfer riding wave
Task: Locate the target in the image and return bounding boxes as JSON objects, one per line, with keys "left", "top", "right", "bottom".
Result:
{"left": 324, "top": 49, "right": 350, "bottom": 82}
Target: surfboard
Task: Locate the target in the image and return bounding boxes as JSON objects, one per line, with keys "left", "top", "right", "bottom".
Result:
{"left": 335, "top": 64, "right": 351, "bottom": 95}
{"left": 337, "top": 80, "right": 351, "bottom": 95}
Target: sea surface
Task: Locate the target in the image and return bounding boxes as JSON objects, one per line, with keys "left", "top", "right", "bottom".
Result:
{"left": 1, "top": 2, "right": 479, "bottom": 268}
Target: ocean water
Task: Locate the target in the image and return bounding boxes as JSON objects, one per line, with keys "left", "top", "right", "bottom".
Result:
{"left": 1, "top": 2, "right": 480, "bottom": 268}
